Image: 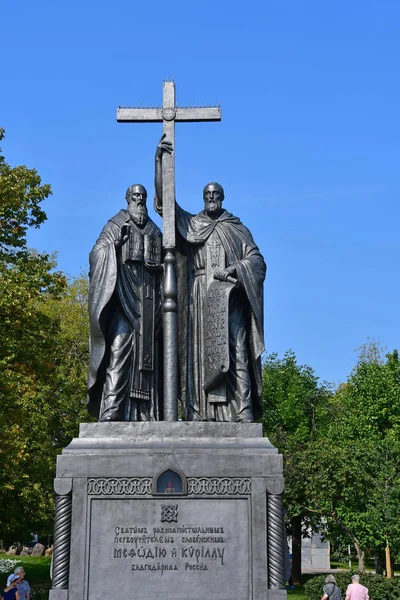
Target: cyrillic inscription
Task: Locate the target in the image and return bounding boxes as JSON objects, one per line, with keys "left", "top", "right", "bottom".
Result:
{"left": 88, "top": 498, "right": 249, "bottom": 600}
{"left": 113, "top": 517, "right": 226, "bottom": 573}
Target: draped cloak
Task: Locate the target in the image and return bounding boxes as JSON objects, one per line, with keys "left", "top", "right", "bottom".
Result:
{"left": 156, "top": 200, "right": 266, "bottom": 421}
{"left": 87, "top": 209, "right": 162, "bottom": 420}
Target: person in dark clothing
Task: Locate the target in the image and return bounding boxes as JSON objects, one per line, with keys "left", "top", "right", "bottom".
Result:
{"left": 322, "top": 574, "right": 342, "bottom": 600}
{"left": 2, "top": 575, "right": 20, "bottom": 600}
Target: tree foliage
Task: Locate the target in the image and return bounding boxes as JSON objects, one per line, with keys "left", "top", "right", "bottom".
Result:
{"left": 262, "top": 350, "right": 331, "bottom": 519}
{"left": 0, "top": 128, "right": 50, "bottom": 261}
{"left": 303, "top": 342, "right": 400, "bottom": 571}
{"left": 262, "top": 344, "right": 400, "bottom": 576}
{"left": 262, "top": 351, "right": 332, "bottom": 581}
{"left": 0, "top": 130, "right": 90, "bottom": 546}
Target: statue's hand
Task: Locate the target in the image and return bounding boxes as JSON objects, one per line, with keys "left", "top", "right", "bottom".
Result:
{"left": 220, "top": 265, "right": 237, "bottom": 279}
{"left": 214, "top": 265, "right": 239, "bottom": 283}
{"left": 213, "top": 270, "right": 226, "bottom": 281}
{"left": 214, "top": 265, "right": 243, "bottom": 287}
{"left": 115, "top": 224, "right": 130, "bottom": 249}
{"left": 156, "top": 133, "right": 173, "bottom": 160}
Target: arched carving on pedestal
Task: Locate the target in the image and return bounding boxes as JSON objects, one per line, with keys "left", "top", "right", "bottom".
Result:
{"left": 153, "top": 466, "right": 187, "bottom": 495}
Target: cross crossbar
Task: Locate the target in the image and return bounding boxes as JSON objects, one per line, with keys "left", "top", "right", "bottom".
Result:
{"left": 117, "top": 107, "right": 221, "bottom": 123}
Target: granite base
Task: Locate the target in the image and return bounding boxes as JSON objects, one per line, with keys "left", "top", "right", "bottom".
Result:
{"left": 49, "top": 423, "right": 287, "bottom": 600}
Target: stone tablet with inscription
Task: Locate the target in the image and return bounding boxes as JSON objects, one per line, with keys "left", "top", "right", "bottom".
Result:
{"left": 89, "top": 495, "right": 247, "bottom": 600}
{"left": 204, "top": 278, "right": 236, "bottom": 393}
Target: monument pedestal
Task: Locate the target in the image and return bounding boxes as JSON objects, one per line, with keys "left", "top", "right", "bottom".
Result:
{"left": 49, "top": 423, "right": 287, "bottom": 600}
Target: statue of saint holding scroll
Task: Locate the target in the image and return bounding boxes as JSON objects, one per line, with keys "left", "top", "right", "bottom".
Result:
{"left": 155, "top": 137, "right": 266, "bottom": 422}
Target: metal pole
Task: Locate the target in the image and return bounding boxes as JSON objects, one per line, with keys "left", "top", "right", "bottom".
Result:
{"left": 162, "top": 81, "right": 178, "bottom": 421}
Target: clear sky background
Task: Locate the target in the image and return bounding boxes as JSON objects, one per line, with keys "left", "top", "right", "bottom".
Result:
{"left": 2, "top": 0, "right": 399, "bottom": 387}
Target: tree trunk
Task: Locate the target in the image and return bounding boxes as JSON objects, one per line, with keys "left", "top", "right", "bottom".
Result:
{"left": 385, "top": 543, "right": 393, "bottom": 578}
{"left": 354, "top": 539, "right": 365, "bottom": 573}
{"left": 291, "top": 515, "right": 302, "bottom": 584}
{"left": 375, "top": 553, "right": 385, "bottom": 575}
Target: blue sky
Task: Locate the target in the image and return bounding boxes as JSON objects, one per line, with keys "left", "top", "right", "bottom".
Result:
{"left": 2, "top": 0, "right": 399, "bottom": 386}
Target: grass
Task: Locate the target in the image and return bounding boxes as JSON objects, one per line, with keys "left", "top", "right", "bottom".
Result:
{"left": 286, "top": 573, "right": 315, "bottom": 598}
{"left": 287, "top": 585, "right": 306, "bottom": 598}
{"left": 0, "top": 554, "right": 51, "bottom": 588}
{"left": 330, "top": 560, "right": 350, "bottom": 569}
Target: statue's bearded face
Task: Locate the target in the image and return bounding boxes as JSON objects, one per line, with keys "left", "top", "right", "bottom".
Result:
{"left": 203, "top": 183, "right": 224, "bottom": 216}
{"left": 126, "top": 186, "right": 148, "bottom": 226}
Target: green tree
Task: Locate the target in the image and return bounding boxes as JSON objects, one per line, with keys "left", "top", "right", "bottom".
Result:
{"left": 304, "top": 343, "right": 400, "bottom": 573}
{"left": 41, "top": 274, "right": 91, "bottom": 449}
{"left": 0, "top": 129, "right": 79, "bottom": 543}
{"left": 14, "top": 274, "right": 91, "bottom": 543}
{"left": 262, "top": 350, "right": 332, "bottom": 583}
{"left": 0, "top": 128, "right": 49, "bottom": 261}
{"left": 0, "top": 270, "right": 90, "bottom": 545}
{"left": 0, "top": 252, "right": 66, "bottom": 545}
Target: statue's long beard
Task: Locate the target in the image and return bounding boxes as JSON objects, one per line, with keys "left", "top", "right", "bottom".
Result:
{"left": 129, "top": 204, "right": 148, "bottom": 226}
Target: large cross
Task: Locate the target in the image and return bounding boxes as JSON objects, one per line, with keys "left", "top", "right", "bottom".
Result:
{"left": 117, "top": 81, "right": 221, "bottom": 421}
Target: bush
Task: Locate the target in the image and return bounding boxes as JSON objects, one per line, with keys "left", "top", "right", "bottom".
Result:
{"left": 31, "top": 583, "right": 51, "bottom": 600}
{"left": 304, "top": 572, "right": 400, "bottom": 600}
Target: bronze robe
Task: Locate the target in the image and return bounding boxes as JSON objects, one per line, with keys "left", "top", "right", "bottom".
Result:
{"left": 87, "top": 209, "right": 162, "bottom": 421}
{"left": 173, "top": 205, "right": 266, "bottom": 421}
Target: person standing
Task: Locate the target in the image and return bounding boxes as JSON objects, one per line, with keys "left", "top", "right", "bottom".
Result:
{"left": 321, "top": 574, "right": 342, "bottom": 600}
{"left": 10, "top": 568, "right": 29, "bottom": 600}
{"left": 3, "top": 575, "right": 20, "bottom": 600}
{"left": 345, "top": 574, "right": 370, "bottom": 600}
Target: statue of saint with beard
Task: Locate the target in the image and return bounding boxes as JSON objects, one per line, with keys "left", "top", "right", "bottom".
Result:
{"left": 87, "top": 184, "right": 163, "bottom": 422}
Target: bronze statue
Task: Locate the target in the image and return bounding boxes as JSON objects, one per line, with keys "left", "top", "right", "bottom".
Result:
{"left": 87, "top": 184, "right": 163, "bottom": 422}
{"left": 155, "top": 138, "right": 266, "bottom": 422}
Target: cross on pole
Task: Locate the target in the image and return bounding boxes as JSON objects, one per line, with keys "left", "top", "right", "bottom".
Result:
{"left": 117, "top": 81, "right": 221, "bottom": 247}
{"left": 117, "top": 81, "right": 221, "bottom": 421}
